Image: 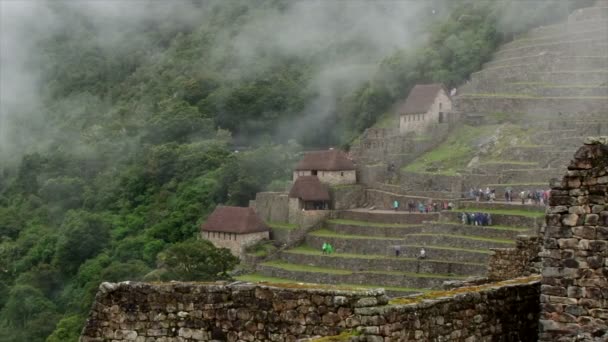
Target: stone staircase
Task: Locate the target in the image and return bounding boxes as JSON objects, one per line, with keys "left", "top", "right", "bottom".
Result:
{"left": 249, "top": 203, "right": 542, "bottom": 296}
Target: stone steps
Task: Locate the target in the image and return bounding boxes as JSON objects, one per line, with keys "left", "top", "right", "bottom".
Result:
{"left": 484, "top": 55, "right": 608, "bottom": 74}
{"left": 306, "top": 231, "right": 514, "bottom": 254}
{"left": 500, "top": 28, "right": 608, "bottom": 51}
{"left": 492, "top": 39, "right": 608, "bottom": 61}
{"left": 326, "top": 220, "right": 528, "bottom": 240}
{"left": 279, "top": 250, "right": 487, "bottom": 276}
{"left": 456, "top": 96, "right": 608, "bottom": 117}
{"left": 257, "top": 262, "right": 468, "bottom": 289}
{"left": 471, "top": 70, "right": 608, "bottom": 89}
{"left": 336, "top": 209, "right": 440, "bottom": 224}
{"left": 522, "top": 18, "right": 608, "bottom": 40}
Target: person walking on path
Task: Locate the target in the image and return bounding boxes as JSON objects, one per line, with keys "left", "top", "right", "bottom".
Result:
{"left": 393, "top": 200, "right": 399, "bottom": 211}
{"left": 394, "top": 245, "right": 401, "bottom": 257}
{"left": 408, "top": 200, "right": 414, "bottom": 213}
{"left": 417, "top": 247, "right": 426, "bottom": 259}
{"left": 322, "top": 242, "right": 328, "bottom": 254}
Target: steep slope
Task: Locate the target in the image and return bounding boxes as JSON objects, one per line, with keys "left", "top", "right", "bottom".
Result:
{"left": 400, "top": 2, "right": 608, "bottom": 195}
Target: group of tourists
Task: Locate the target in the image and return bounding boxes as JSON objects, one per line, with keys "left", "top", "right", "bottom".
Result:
{"left": 459, "top": 212, "right": 493, "bottom": 226}
{"left": 467, "top": 187, "right": 550, "bottom": 206}
{"left": 468, "top": 187, "right": 497, "bottom": 202}
{"left": 519, "top": 190, "right": 550, "bottom": 206}
{"left": 393, "top": 200, "right": 454, "bottom": 213}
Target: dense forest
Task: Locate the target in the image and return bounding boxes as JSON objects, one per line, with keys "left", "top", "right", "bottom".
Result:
{"left": 0, "top": 0, "right": 593, "bottom": 340}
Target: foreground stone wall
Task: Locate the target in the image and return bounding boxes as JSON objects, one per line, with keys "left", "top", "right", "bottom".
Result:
{"left": 540, "top": 138, "right": 608, "bottom": 341}
{"left": 80, "top": 282, "right": 387, "bottom": 342}
{"left": 81, "top": 278, "right": 539, "bottom": 342}
{"left": 355, "top": 278, "right": 540, "bottom": 341}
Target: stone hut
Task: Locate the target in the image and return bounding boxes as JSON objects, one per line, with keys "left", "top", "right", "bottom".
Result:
{"left": 293, "top": 149, "right": 356, "bottom": 186}
{"left": 288, "top": 176, "right": 330, "bottom": 211}
{"left": 398, "top": 83, "right": 452, "bottom": 135}
{"left": 201, "top": 206, "right": 269, "bottom": 258}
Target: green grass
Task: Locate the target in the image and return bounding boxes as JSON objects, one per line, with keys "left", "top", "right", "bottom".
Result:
{"left": 261, "top": 261, "right": 468, "bottom": 279}
{"left": 451, "top": 208, "right": 544, "bottom": 218}
{"left": 268, "top": 222, "right": 298, "bottom": 229}
{"left": 402, "top": 124, "right": 499, "bottom": 176}
{"left": 436, "top": 221, "right": 530, "bottom": 232}
{"left": 479, "top": 160, "right": 538, "bottom": 166}
{"left": 286, "top": 245, "right": 487, "bottom": 265}
{"left": 309, "top": 229, "right": 513, "bottom": 244}
{"left": 235, "top": 273, "right": 429, "bottom": 293}
{"left": 327, "top": 219, "right": 418, "bottom": 228}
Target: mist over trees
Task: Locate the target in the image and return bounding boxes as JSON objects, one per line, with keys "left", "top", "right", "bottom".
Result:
{"left": 0, "top": 0, "right": 593, "bottom": 340}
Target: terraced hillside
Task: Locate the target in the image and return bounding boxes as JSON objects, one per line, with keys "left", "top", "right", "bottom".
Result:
{"left": 240, "top": 203, "right": 543, "bottom": 296}
{"left": 398, "top": 2, "right": 608, "bottom": 196}
{"left": 239, "top": 2, "right": 604, "bottom": 295}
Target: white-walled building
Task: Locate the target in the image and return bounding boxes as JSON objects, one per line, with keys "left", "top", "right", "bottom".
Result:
{"left": 201, "top": 206, "right": 269, "bottom": 258}
{"left": 292, "top": 149, "right": 356, "bottom": 186}
{"left": 398, "top": 84, "right": 452, "bottom": 135}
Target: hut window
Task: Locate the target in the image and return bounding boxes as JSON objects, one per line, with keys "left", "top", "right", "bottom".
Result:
{"left": 341, "top": 172, "right": 344, "bottom": 176}
{"left": 312, "top": 170, "right": 318, "bottom": 175}
{"left": 439, "top": 102, "right": 442, "bottom": 110}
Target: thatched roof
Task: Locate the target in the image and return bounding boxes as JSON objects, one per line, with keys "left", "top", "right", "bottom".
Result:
{"left": 294, "top": 149, "right": 355, "bottom": 171}
{"left": 201, "top": 206, "right": 269, "bottom": 234}
{"left": 289, "top": 176, "right": 330, "bottom": 201}
{"left": 400, "top": 84, "right": 448, "bottom": 114}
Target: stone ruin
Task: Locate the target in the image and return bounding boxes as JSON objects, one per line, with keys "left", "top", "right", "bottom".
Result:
{"left": 540, "top": 137, "right": 608, "bottom": 341}
{"left": 79, "top": 138, "right": 608, "bottom": 341}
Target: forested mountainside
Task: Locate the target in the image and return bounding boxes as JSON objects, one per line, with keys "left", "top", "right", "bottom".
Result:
{"left": 0, "top": 1, "right": 593, "bottom": 341}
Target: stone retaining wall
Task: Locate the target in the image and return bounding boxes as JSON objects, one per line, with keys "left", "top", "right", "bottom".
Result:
{"left": 80, "top": 282, "right": 387, "bottom": 342}
{"left": 488, "top": 235, "right": 542, "bottom": 281}
{"left": 540, "top": 138, "right": 608, "bottom": 341}
{"left": 305, "top": 235, "right": 491, "bottom": 264}
{"left": 278, "top": 252, "right": 487, "bottom": 276}
{"left": 440, "top": 210, "right": 541, "bottom": 229}
{"left": 330, "top": 185, "right": 365, "bottom": 210}
{"left": 354, "top": 278, "right": 540, "bottom": 341}
{"left": 80, "top": 278, "right": 540, "bottom": 342}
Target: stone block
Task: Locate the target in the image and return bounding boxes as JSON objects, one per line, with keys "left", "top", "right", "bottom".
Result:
{"left": 562, "top": 214, "right": 579, "bottom": 227}
{"left": 573, "top": 226, "right": 596, "bottom": 239}
{"left": 584, "top": 214, "right": 600, "bottom": 226}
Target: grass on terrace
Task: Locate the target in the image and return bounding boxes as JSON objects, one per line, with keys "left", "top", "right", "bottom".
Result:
{"left": 235, "top": 273, "right": 429, "bottom": 293}
{"left": 389, "top": 275, "right": 541, "bottom": 305}
{"left": 310, "top": 229, "right": 514, "bottom": 244}
{"left": 402, "top": 124, "right": 499, "bottom": 176}
{"left": 436, "top": 222, "right": 530, "bottom": 232}
{"left": 450, "top": 208, "right": 545, "bottom": 218}
{"left": 479, "top": 160, "right": 538, "bottom": 166}
{"left": 327, "top": 219, "right": 418, "bottom": 228}
{"left": 286, "top": 245, "right": 487, "bottom": 266}
{"left": 261, "top": 261, "right": 469, "bottom": 279}
{"left": 268, "top": 222, "right": 297, "bottom": 229}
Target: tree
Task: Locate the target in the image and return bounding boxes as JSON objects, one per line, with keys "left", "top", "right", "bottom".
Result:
{"left": 46, "top": 315, "right": 84, "bottom": 342}
{"left": 158, "top": 239, "right": 238, "bottom": 281}
{"left": 53, "top": 211, "right": 111, "bottom": 274}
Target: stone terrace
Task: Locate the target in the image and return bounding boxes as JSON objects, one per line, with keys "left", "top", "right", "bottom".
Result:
{"left": 249, "top": 201, "right": 542, "bottom": 296}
